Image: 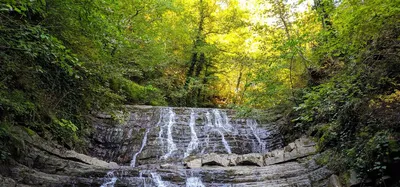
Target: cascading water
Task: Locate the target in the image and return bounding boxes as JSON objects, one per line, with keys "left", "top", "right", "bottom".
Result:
{"left": 212, "top": 109, "right": 233, "bottom": 131}
{"left": 247, "top": 119, "right": 267, "bottom": 153}
{"left": 211, "top": 109, "right": 233, "bottom": 154}
{"left": 217, "top": 130, "right": 232, "bottom": 154}
{"left": 93, "top": 106, "right": 288, "bottom": 187}
{"left": 100, "top": 171, "right": 118, "bottom": 187}
{"left": 3, "top": 105, "right": 331, "bottom": 187}
{"left": 130, "top": 128, "right": 150, "bottom": 167}
{"left": 186, "top": 177, "right": 205, "bottom": 187}
{"left": 159, "top": 108, "right": 178, "bottom": 159}
{"left": 184, "top": 110, "right": 199, "bottom": 158}
{"left": 150, "top": 172, "right": 166, "bottom": 187}
{"left": 156, "top": 108, "right": 240, "bottom": 158}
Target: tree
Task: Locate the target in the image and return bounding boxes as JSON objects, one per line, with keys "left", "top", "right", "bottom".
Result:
{"left": 180, "top": 0, "right": 248, "bottom": 107}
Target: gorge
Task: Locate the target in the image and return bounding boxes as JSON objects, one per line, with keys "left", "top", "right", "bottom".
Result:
{"left": 1, "top": 0, "right": 399, "bottom": 186}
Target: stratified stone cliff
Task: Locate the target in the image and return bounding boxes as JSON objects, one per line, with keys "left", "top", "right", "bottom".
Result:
{"left": 0, "top": 106, "right": 339, "bottom": 187}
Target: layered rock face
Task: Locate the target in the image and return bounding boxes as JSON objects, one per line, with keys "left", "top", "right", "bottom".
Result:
{"left": 185, "top": 137, "right": 318, "bottom": 168}
{"left": 0, "top": 106, "right": 339, "bottom": 187}
{"left": 0, "top": 127, "right": 119, "bottom": 187}
{"left": 89, "top": 106, "right": 283, "bottom": 165}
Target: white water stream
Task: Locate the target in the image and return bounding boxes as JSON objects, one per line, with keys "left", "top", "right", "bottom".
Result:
{"left": 159, "top": 108, "right": 178, "bottom": 159}
{"left": 99, "top": 107, "right": 275, "bottom": 186}
{"left": 209, "top": 109, "right": 233, "bottom": 154}
{"left": 186, "top": 177, "right": 206, "bottom": 187}
{"left": 100, "top": 171, "right": 117, "bottom": 187}
{"left": 130, "top": 128, "right": 150, "bottom": 167}
{"left": 247, "top": 119, "right": 267, "bottom": 153}
{"left": 184, "top": 110, "right": 199, "bottom": 157}
{"left": 150, "top": 172, "right": 166, "bottom": 187}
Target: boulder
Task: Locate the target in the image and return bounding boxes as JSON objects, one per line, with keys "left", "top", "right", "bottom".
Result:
{"left": 227, "top": 154, "right": 239, "bottom": 166}
{"left": 188, "top": 138, "right": 317, "bottom": 168}
{"left": 189, "top": 153, "right": 263, "bottom": 167}
{"left": 202, "top": 153, "right": 230, "bottom": 167}
{"left": 264, "top": 137, "right": 316, "bottom": 166}
{"left": 186, "top": 158, "right": 202, "bottom": 168}
{"left": 264, "top": 149, "right": 285, "bottom": 165}
{"left": 235, "top": 153, "right": 264, "bottom": 167}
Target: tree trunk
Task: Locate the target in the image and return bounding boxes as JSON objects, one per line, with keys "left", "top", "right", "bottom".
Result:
{"left": 183, "top": 0, "right": 206, "bottom": 106}
{"left": 184, "top": 52, "right": 198, "bottom": 90}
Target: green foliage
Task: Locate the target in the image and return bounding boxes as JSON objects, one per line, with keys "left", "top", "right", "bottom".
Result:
{"left": 291, "top": 1, "right": 400, "bottom": 182}
{"left": 354, "top": 131, "right": 400, "bottom": 178}
{"left": 1, "top": 0, "right": 46, "bottom": 16}
{"left": 111, "top": 77, "right": 167, "bottom": 106}
{"left": 1, "top": 1, "right": 400, "bottom": 184}
{"left": 0, "top": 0, "right": 169, "bottom": 151}
{"left": 294, "top": 71, "right": 363, "bottom": 125}
{"left": 0, "top": 8, "right": 88, "bottom": 146}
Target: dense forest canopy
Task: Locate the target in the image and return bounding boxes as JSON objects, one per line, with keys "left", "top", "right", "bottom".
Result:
{"left": 1, "top": 0, "right": 399, "bottom": 184}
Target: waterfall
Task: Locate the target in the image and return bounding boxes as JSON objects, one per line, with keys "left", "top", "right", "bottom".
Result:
{"left": 184, "top": 110, "right": 199, "bottom": 158}
{"left": 100, "top": 171, "right": 117, "bottom": 187}
{"left": 157, "top": 109, "right": 165, "bottom": 148}
{"left": 130, "top": 128, "right": 150, "bottom": 167}
{"left": 217, "top": 130, "right": 232, "bottom": 154}
{"left": 212, "top": 109, "right": 232, "bottom": 154}
{"left": 89, "top": 106, "right": 285, "bottom": 186}
{"left": 186, "top": 177, "right": 206, "bottom": 187}
{"left": 205, "top": 111, "right": 212, "bottom": 127}
{"left": 247, "top": 119, "right": 266, "bottom": 153}
{"left": 212, "top": 109, "right": 232, "bottom": 132}
{"left": 138, "top": 171, "right": 150, "bottom": 187}
{"left": 150, "top": 172, "right": 166, "bottom": 187}
{"left": 2, "top": 104, "right": 329, "bottom": 187}
{"left": 159, "top": 108, "right": 178, "bottom": 159}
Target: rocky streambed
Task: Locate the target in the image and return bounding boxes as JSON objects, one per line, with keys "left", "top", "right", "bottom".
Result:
{"left": 0, "top": 106, "right": 341, "bottom": 187}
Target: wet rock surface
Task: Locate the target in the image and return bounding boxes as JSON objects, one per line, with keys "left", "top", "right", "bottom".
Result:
{"left": 89, "top": 106, "right": 284, "bottom": 165}
{"left": 185, "top": 137, "right": 317, "bottom": 168}
{"left": 0, "top": 106, "right": 337, "bottom": 187}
